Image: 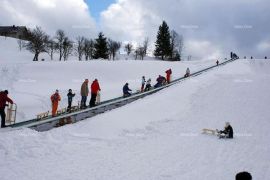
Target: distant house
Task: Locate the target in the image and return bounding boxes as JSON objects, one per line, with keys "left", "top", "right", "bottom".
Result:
{"left": 0, "top": 25, "right": 30, "bottom": 41}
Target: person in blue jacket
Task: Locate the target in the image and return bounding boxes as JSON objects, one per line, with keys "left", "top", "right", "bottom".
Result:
{"left": 123, "top": 83, "right": 132, "bottom": 97}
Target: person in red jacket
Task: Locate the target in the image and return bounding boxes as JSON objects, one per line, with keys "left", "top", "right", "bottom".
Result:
{"left": 50, "top": 90, "right": 61, "bottom": 117}
{"left": 165, "top": 69, "right": 172, "bottom": 83}
{"left": 90, "top": 79, "right": 101, "bottom": 107}
{"left": 0, "top": 90, "right": 14, "bottom": 128}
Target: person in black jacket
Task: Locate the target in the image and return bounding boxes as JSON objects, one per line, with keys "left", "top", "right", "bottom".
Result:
{"left": 123, "top": 83, "right": 132, "bottom": 97}
{"left": 67, "top": 89, "right": 75, "bottom": 112}
{"left": 218, "top": 122, "right": 233, "bottom": 138}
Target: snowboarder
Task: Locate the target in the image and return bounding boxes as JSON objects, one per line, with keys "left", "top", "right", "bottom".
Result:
{"left": 236, "top": 171, "right": 252, "bottom": 180}
{"left": 144, "top": 78, "right": 152, "bottom": 91}
{"left": 265, "top": 56, "right": 267, "bottom": 59}
{"left": 50, "top": 90, "right": 61, "bottom": 117}
{"left": 141, "top": 76, "right": 146, "bottom": 92}
{"left": 216, "top": 60, "right": 219, "bottom": 66}
{"left": 165, "top": 69, "right": 172, "bottom": 83}
{"left": 123, "top": 83, "right": 132, "bottom": 97}
{"left": 0, "top": 90, "right": 14, "bottom": 128}
{"left": 90, "top": 79, "right": 101, "bottom": 107}
{"left": 217, "top": 122, "right": 233, "bottom": 138}
{"left": 184, "top": 67, "right": 190, "bottom": 77}
{"left": 80, "top": 79, "right": 89, "bottom": 109}
{"left": 67, "top": 89, "right": 75, "bottom": 112}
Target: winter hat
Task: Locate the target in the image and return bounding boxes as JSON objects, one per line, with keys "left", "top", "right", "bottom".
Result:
{"left": 4, "top": 90, "right": 8, "bottom": 94}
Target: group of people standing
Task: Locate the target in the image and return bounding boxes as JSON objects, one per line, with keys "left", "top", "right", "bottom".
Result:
{"left": 50, "top": 78, "right": 101, "bottom": 117}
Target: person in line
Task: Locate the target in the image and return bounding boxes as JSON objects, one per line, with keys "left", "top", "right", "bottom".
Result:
{"left": 123, "top": 83, "right": 132, "bottom": 97}
{"left": 165, "top": 69, "right": 172, "bottom": 83}
{"left": 90, "top": 79, "right": 101, "bottom": 107}
{"left": 80, "top": 79, "right": 89, "bottom": 109}
{"left": 144, "top": 78, "right": 152, "bottom": 91}
{"left": 184, "top": 67, "right": 190, "bottom": 77}
{"left": 141, "top": 76, "right": 146, "bottom": 92}
{"left": 217, "top": 122, "right": 233, "bottom": 138}
{"left": 51, "top": 90, "right": 61, "bottom": 117}
{"left": 67, "top": 89, "right": 75, "bottom": 112}
{"left": 235, "top": 171, "right": 252, "bottom": 180}
{"left": 154, "top": 75, "right": 166, "bottom": 88}
{"left": 0, "top": 90, "right": 14, "bottom": 128}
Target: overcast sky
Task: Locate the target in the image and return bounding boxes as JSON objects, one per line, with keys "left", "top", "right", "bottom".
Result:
{"left": 1, "top": 0, "right": 269, "bottom": 59}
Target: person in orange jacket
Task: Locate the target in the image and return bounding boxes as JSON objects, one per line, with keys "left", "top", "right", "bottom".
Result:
{"left": 90, "top": 79, "right": 101, "bottom": 107}
{"left": 51, "top": 90, "right": 61, "bottom": 116}
{"left": 165, "top": 69, "right": 172, "bottom": 83}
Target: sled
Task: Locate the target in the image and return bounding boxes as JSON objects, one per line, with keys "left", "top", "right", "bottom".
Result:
{"left": 56, "top": 108, "right": 67, "bottom": 115}
{"left": 5, "top": 103, "right": 17, "bottom": 125}
{"left": 36, "top": 111, "right": 49, "bottom": 120}
{"left": 202, "top": 128, "right": 218, "bottom": 135}
{"left": 96, "top": 91, "right": 101, "bottom": 105}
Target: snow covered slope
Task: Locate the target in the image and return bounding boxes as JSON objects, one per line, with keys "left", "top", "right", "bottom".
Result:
{"left": 1, "top": 57, "right": 217, "bottom": 121}
{"left": 0, "top": 59, "right": 269, "bottom": 180}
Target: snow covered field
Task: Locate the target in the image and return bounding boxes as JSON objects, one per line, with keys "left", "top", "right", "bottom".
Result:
{"left": 0, "top": 58, "right": 270, "bottom": 180}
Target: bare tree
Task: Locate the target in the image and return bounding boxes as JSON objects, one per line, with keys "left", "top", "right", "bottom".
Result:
{"left": 124, "top": 43, "right": 133, "bottom": 55}
{"left": 143, "top": 37, "right": 149, "bottom": 58}
{"left": 47, "top": 39, "right": 56, "bottom": 60}
{"left": 17, "top": 39, "right": 24, "bottom": 51}
{"left": 23, "top": 26, "right": 49, "bottom": 61}
{"left": 63, "top": 37, "right": 73, "bottom": 61}
{"left": 108, "top": 39, "right": 121, "bottom": 60}
{"left": 55, "top": 29, "right": 65, "bottom": 61}
{"left": 135, "top": 46, "right": 146, "bottom": 60}
{"left": 170, "top": 30, "right": 184, "bottom": 61}
{"left": 84, "top": 38, "right": 94, "bottom": 60}
{"left": 75, "top": 36, "right": 85, "bottom": 61}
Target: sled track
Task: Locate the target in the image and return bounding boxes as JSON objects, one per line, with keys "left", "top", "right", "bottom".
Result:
{"left": 8, "top": 58, "right": 238, "bottom": 131}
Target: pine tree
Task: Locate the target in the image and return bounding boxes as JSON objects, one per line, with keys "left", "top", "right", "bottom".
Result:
{"left": 93, "top": 32, "right": 109, "bottom": 59}
{"left": 154, "top": 21, "right": 172, "bottom": 60}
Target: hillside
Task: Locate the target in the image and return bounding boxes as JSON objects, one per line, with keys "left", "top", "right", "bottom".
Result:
{"left": 0, "top": 59, "right": 269, "bottom": 180}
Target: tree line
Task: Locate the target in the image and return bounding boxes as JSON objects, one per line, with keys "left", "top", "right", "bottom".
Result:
{"left": 20, "top": 21, "right": 183, "bottom": 61}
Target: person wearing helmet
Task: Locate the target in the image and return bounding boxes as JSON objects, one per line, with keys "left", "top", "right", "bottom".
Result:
{"left": 0, "top": 90, "right": 14, "bottom": 128}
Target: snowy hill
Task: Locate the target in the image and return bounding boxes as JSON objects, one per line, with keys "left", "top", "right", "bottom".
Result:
{"left": 1, "top": 52, "right": 217, "bottom": 121}
{"left": 0, "top": 59, "right": 269, "bottom": 180}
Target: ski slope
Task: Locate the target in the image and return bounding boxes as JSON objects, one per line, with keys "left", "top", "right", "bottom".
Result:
{"left": 0, "top": 59, "right": 269, "bottom": 180}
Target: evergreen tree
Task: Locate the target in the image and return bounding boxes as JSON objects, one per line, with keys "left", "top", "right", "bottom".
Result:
{"left": 94, "top": 32, "right": 109, "bottom": 59}
{"left": 154, "top": 21, "right": 172, "bottom": 60}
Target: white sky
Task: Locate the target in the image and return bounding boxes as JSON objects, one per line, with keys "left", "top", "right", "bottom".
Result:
{"left": 1, "top": 0, "right": 270, "bottom": 59}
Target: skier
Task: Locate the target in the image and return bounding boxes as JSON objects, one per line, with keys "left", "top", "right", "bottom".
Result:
{"left": 50, "top": 90, "right": 61, "bottom": 117}
{"left": 80, "top": 79, "right": 89, "bottom": 109}
{"left": 184, "top": 67, "right": 190, "bottom": 77}
{"left": 144, "top": 78, "right": 152, "bottom": 91}
{"left": 165, "top": 68, "right": 172, "bottom": 83}
{"left": 216, "top": 60, "right": 219, "bottom": 66}
{"left": 123, "top": 83, "right": 132, "bottom": 97}
{"left": 67, "top": 89, "right": 75, "bottom": 112}
{"left": 141, "top": 76, "right": 146, "bottom": 92}
{"left": 217, "top": 122, "right": 233, "bottom": 138}
{"left": 0, "top": 90, "right": 14, "bottom": 128}
{"left": 89, "top": 79, "right": 101, "bottom": 107}
{"left": 236, "top": 171, "right": 252, "bottom": 180}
